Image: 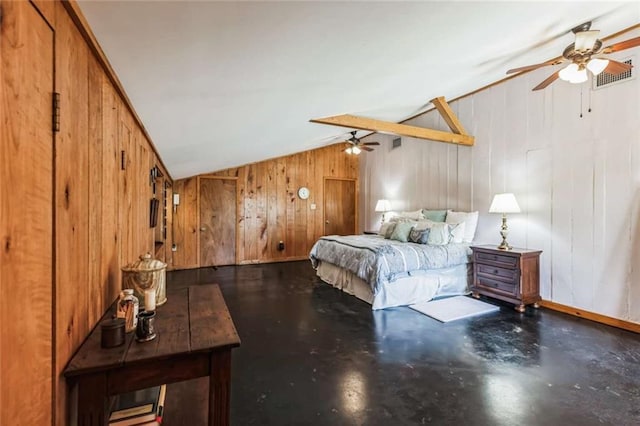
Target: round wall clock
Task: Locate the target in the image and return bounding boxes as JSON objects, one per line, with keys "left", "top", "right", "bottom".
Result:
{"left": 297, "top": 187, "right": 310, "bottom": 200}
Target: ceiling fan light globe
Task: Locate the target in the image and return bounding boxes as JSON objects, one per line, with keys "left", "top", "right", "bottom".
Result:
{"left": 351, "top": 146, "right": 362, "bottom": 155}
{"left": 569, "top": 68, "right": 588, "bottom": 84}
{"left": 345, "top": 147, "right": 353, "bottom": 155}
{"left": 559, "top": 63, "right": 579, "bottom": 81}
{"left": 587, "top": 58, "right": 609, "bottom": 75}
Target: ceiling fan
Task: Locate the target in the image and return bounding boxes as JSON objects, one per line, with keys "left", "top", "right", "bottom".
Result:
{"left": 343, "top": 131, "right": 380, "bottom": 155}
{"left": 506, "top": 22, "right": 640, "bottom": 91}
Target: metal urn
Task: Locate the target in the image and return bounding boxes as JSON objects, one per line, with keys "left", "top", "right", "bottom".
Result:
{"left": 121, "top": 253, "right": 167, "bottom": 307}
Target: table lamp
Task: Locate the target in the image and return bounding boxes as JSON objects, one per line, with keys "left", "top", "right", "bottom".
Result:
{"left": 374, "top": 199, "right": 391, "bottom": 226}
{"left": 489, "top": 193, "right": 520, "bottom": 250}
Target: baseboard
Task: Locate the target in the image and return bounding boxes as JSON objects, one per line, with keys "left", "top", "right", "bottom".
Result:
{"left": 540, "top": 300, "right": 640, "bottom": 334}
{"left": 170, "top": 257, "right": 310, "bottom": 270}
{"left": 238, "top": 256, "right": 309, "bottom": 265}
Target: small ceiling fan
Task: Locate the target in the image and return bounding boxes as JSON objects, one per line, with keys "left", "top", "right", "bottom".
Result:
{"left": 506, "top": 22, "right": 640, "bottom": 91}
{"left": 343, "top": 131, "right": 380, "bottom": 154}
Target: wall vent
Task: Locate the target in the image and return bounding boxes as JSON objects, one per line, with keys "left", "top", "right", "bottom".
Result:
{"left": 392, "top": 137, "right": 402, "bottom": 149}
{"left": 593, "top": 57, "right": 634, "bottom": 89}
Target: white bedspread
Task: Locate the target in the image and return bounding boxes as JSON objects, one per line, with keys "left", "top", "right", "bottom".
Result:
{"left": 309, "top": 235, "right": 471, "bottom": 295}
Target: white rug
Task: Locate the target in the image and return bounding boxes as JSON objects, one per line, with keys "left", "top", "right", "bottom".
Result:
{"left": 409, "top": 296, "right": 499, "bottom": 323}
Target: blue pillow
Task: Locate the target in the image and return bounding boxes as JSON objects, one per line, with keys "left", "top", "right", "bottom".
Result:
{"left": 423, "top": 209, "right": 448, "bottom": 222}
{"left": 389, "top": 222, "right": 414, "bottom": 242}
{"left": 409, "top": 228, "right": 430, "bottom": 244}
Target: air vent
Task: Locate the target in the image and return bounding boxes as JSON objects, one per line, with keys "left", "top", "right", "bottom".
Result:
{"left": 392, "top": 137, "right": 402, "bottom": 149}
{"left": 593, "top": 57, "right": 634, "bottom": 89}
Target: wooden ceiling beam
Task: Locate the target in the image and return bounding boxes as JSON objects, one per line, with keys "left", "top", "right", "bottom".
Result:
{"left": 310, "top": 113, "right": 474, "bottom": 146}
{"left": 430, "top": 96, "right": 468, "bottom": 135}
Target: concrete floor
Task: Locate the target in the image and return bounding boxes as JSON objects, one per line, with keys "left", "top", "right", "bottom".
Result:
{"left": 163, "top": 261, "right": 640, "bottom": 426}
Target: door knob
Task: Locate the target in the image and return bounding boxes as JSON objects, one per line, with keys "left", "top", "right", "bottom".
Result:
{"left": 325, "top": 220, "right": 329, "bottom": 224}
{"left": 200, "top": 227, "right": 206, "bottom": 231}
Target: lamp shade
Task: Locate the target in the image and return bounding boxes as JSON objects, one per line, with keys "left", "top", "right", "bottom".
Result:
{"left": 375, "top": 199, "right": 391, "bottom": 212}
{"left": 559, "top": 63, "right": 588, "bottom": 83}
{"left": 587, "top": 58, "right": 609, "bottom": 75}
{"left": 489, "top": 193, "right": 520, "bottom": 214}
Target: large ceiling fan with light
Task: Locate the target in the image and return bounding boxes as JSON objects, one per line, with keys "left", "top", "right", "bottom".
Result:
{"left": 342, "top": 131, "right": 380, "bottom": 155}
{"left": 507, "top": 22, "right": 640, "bottom": 91}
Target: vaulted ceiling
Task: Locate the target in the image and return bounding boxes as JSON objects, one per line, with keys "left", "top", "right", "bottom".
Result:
{"left": 77, "top": 1, "right": 640, "bottom": 179}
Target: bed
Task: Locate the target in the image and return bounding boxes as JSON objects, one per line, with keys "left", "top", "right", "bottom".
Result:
{"left": 309, "top": 210, "right": 478, "bottom": 309}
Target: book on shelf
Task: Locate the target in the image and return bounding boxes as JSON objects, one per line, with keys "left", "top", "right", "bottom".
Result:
{"left": 109, "top": 384, "right": 166, "bottom": 426}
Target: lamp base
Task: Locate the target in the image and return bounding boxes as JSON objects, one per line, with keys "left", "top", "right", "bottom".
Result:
{"left": 497, "top": 214, "right": 512, "bottom": 250}
{"left": 497, "top": 241, "right": 512, "bottom": 251}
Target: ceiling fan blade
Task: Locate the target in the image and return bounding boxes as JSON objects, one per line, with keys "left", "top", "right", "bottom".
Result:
{"left": 602, "top": 36, "right": 640, "bottom": 54}
{"left": 532, "top": 70, "right": 560, "bottom": 91}
{"left": 362, "top": 142, "right": 380, "bottom": 146}
{"left": 361, "top": 146, "right": 374, "bottom": 152}
{"left": 507, "top": 59, "right": 561, "bottom": 75}
{"left": 574, "top": 30, "right": 600, "bottom": 52}
{"left": 603, "top": 59, "right": 633, "bottom": 75}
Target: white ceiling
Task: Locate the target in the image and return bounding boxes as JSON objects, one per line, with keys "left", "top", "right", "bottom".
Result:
{"left": 77, "top": 1, "right": 640, "bottom": 179}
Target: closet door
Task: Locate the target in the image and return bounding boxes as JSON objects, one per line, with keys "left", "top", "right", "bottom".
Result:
{"left": 0, "top": 1, "right": 54, "bottom": 424}
{"left": 199, "top": 177, "right": 237, "bottom": 266}
{"left": 324, "top": 178, "right": 357, "bottom": 236}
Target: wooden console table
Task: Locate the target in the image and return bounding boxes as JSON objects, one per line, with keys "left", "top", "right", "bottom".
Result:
{"left": 64, "top": 284, "right": 240, "bottom": 426}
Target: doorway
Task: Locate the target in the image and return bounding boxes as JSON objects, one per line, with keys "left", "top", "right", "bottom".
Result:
{"left": 199, "top": 177, "right": 237, "bottom": 266}
{"left": 323, "top": 178, "right": 357, "bottom": 236}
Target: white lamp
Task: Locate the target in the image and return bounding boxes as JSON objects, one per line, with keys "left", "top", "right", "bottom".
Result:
{"left": 345, "top": 146, "right": 361, "bottom": 155}
{"left": 489, "top": 193, "right": 521, "bottom": 250}
{"left": 586, "top": 58, "right": 609, "bottom": 75}
{"left": 558, "top": 63, "right": 588, "bottom": 83}
{"left": 374, "top": 199, "right": 391, "bottom": 226}
{"left": 558, "top": 58, "right": 610, "bottom": 86}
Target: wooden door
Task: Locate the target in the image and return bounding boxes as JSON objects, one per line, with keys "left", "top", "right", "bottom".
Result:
{"left": 199, "top": 177, "right": 237, "bottom": 266}
{"left": 324, "top": 178, "right": 357, "bottom": 236}
{"left": 0, "top": 1, "right": 54, "bottom": 424}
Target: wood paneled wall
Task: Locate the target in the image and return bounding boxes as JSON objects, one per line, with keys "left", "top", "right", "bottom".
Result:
{"left": 0, "top": 1, "right": 172, "bottom": 424}
{"left": 0, "top": 2, "right": 54, "bottom": 424}
{"left": 360, "top": 28, "right": 640, "bottom": 324}
{"left": 172, "top": 144, "right": 358, "bottom": 268}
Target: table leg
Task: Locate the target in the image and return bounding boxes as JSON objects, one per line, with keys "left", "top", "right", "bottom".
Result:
{"left": 209, "top": 350, "right": 232, "bottom": 426}
{"left": 75, "top": 373, "right": 108, "bottom": 426}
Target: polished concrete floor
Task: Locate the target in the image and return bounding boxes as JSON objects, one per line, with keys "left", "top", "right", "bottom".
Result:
{"left": 163, "top": 261, "right": 640, "bottom": 425}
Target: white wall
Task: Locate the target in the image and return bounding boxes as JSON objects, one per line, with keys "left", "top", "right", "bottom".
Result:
{"left": 360, "top": 29, "right": 640, "bottom": 323}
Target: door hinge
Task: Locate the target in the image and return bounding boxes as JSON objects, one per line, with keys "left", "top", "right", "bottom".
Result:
{"left": 121, "top": 150, "right": 126, "bottom": 170}
{"left": 52, "top": 92, "right": 60, "bottom": 132}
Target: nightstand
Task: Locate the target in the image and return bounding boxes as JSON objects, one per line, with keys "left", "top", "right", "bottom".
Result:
{"left": 470, "top": 245, "right": 542, "bottom": 313}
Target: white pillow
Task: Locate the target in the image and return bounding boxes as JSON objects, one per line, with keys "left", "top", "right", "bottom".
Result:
{"left": 399, "top": 209, "right": 425, "bottom": 221}
{"left": 413, "top": 219, "right": 438, "bottom": 231}
{"left": 378, "top": 222, "right": 394, "bottom": 236}
{"left": 445, "top": 211, "right": 478, "bottom": 243}
{"left": 427, "top": 223, "right": 451, "bottom": 246}
{"left": 449, "top": 221, "right": 466, "bottom": 244}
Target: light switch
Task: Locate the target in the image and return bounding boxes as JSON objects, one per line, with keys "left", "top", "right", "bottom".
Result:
{"left": 310, "top": 203, "right": 316, "bottom": 210}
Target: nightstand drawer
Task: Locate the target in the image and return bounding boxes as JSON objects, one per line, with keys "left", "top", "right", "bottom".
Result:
{"left": 477, "top": 264, "right": 519, "bottom": 281}
{"left": 474, "top": 251, "right": 518, "bottom": 269}
{"left": 476, "top": 275, "right": 517, "bottom": 296}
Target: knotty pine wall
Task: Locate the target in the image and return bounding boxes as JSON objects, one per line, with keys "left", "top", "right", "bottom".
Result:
{"left": 172, "top": 144, "right": 358, "bottom": 268}
{"left": 360, "top": 28, "right": 640, "bottom": 324}
{"left": 0, "top": 1, "right": 172, "bottom": 424}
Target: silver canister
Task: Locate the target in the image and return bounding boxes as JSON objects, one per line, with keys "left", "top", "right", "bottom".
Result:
{"left": 121, "top": 253, "right": 167, "bottom": 308}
